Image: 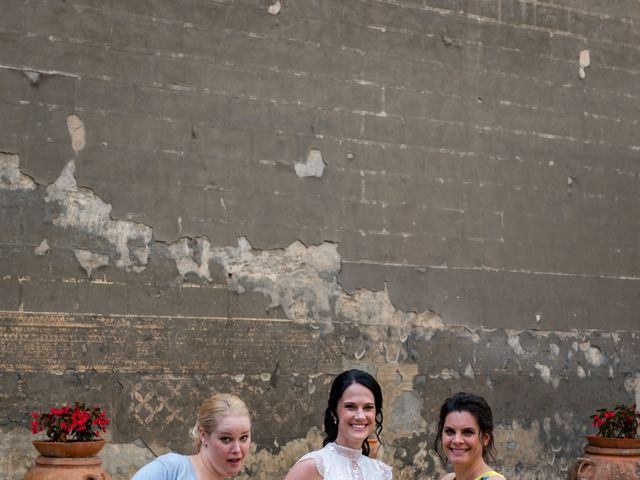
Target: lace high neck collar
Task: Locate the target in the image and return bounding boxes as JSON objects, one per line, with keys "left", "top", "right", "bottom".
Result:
{"left": 329, "top": 441, "right": 363, "bottom": 460}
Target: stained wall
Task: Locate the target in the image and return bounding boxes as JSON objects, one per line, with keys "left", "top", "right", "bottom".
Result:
{"left": 1, "top": 1, "right": 640, "bottom": 478}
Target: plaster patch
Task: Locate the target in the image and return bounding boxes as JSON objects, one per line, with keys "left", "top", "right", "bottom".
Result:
{"left": 495, "top": 421, "right": 548, "bottom": 466}
{"left": 268, "top": 0, "right": 281, "bottom": 15}
{"left": 576, "top": 364, "right": 586, "bottom": 379}
{"left": 295, "top": 149, "right": 326, "bottom": 178}
{"left": 429, "top": 368, "right": 460, "bottom": 380}
{"left": 99, "top": 441, "right": 157, "bottom": 479}
{"left": 34, "top": 239, "right": 49, "bottom": 256}
{"left": 583, "top": 344, "right": 606, "bottom": 367}
{"left": 45, "top": 161, "right": 152, "bottom": 272}
{"left": 211, "top": 237, "right": 339, "bottom": 323}
{"left": 624, "top": 373, "right": 640, "bottom": 409}
{"left": 388, "top": 391, "right": 423, "bottom": 435}
{"left": 74, "top": 249, "right": 109, "bottom": 278}
{"left": 195, "top": 236, "right": 443, "bottom": 337}
{"left": 376, "top": 363, "right": 425, "bottom": 443}
{"left": 463, "top": 363, "right": 475, "bottom": 379}
{"left": 23, "top": 70, "right": 41, "bottom": 85}
{"left": 534, "top": 363, "right": 560, "bottom": 388}
{"left": 579, "top": 49, "right": 590, "bottom": 80}
{"left": 507, "top": 334, "right": 527, "bottom": 356}
{"left": 67, "top": 114, "right": 86, "bottom": 153}
{"left": 245, "top": 428, "right": 324, "bottom": 478}
{"left": 336, "top": 287, "right": 442, "bottom": 333}
{"left": 0, "top": 153, "right": 36, "bottom": 191}
{"left": 168, "top": 237, "right": 213, "bottom": 281}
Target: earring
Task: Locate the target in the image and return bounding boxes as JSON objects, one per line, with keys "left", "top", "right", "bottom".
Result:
{"left": 333, "top": 415, "right": 338, "bottom": 425}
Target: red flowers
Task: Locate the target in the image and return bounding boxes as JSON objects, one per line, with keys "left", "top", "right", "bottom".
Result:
{"left": 30, "top": 402, "right": 110, "bottom": 442}
{"left": 590, "top": 404, "right": 640, "bottom": 439}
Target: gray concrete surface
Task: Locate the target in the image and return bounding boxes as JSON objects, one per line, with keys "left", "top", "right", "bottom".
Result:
{"left": 1, "top": 1, "right": 639, "bottom": 478}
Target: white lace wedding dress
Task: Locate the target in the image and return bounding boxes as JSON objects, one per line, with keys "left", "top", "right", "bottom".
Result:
{"left": 296, "top": 442, "right": 392, "bottom": 480}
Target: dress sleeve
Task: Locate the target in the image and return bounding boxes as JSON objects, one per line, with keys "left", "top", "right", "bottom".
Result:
{"left": 296, "top": 451, "right": 325, "bottom": 477}
{"left": 131, "top": 457, "right": 170, "bottom": 480}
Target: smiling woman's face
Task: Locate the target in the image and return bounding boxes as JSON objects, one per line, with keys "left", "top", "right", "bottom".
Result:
{"left": 441, "top": 410, "right": 488, "bottom": 468}
{"left": 201, "top": 415, "right": 251, "bottom": 477}
{"left": 335, "top": 382, "right": 376, "bottom": 449}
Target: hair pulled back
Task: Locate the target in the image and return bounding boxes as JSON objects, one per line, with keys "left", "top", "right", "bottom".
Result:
{"left": 322, "top": 369, "right": 383, "bottom": 456}
{"left": 434, "top": 391, "right": 497, "bottom": 465}
{"left": 189, "top": 393, "right": 250, "bottom": 451}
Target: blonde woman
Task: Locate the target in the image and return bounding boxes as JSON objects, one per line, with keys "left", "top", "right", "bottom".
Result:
{"left": 132, "top": 393, "right": 251, "bottom": 480}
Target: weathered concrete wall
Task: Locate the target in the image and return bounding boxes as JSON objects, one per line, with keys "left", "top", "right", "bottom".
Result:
{"left": 1, "top": 0, "right": 639, "bottom": 479}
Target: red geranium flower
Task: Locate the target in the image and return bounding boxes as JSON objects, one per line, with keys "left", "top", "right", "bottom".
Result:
{"left": 29, "top": 402, "right": 110, "bottom": 442}
{"left": 590, "top": 403, "right": 640, "bottom": 439}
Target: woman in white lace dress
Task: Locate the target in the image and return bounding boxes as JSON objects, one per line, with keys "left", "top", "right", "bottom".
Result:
{"left": 284, "top": 369, "right": 392, "bottom": 480}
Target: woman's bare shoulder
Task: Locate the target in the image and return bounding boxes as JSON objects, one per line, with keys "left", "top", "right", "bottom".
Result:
{"left": 284, "top": 458, "right": 322, "bottom": 480}
{"left": 440, "top": 473, "right": 455, "bottom": 480}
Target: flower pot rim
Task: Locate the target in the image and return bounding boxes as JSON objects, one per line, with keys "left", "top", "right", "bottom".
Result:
{"left": 32, "top": 438, "right": 107, "bottom": 458}
{"left": 585, "top": 435, "right": 640, "bottom": 449}
{"left": 585, "top": 435, "right": 640, "bottom": 441}
{"left": 32, "top": 439, "right": 106, "bottom": 444}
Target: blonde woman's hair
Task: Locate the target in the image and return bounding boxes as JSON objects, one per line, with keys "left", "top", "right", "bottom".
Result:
{"left": 189, "top": 393, "right": 250, "bottom": 450}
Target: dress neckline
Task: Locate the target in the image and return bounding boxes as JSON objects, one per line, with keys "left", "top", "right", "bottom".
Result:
{"left": 329, "top": 441, "right": 363, "bottom": 460}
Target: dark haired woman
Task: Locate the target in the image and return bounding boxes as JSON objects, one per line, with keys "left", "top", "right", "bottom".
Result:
{"left": 434, "top": 392, "right": 505, "bottom": 480}
{"left": 284, "top": 369, "right": 392, "bottom": 480}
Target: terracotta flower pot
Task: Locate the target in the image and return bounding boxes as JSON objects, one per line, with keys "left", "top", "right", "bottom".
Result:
{"left": 567, "top": 436, "right": 640, "bottom": 480}
{"left": 584, "top": 435, "right": 640, "bottom": 449}
{"left": 32, "top": 439, "right": 106, "bottom": 458}
{"left": 24, "top": 440, "right": 111, "bottom": 480}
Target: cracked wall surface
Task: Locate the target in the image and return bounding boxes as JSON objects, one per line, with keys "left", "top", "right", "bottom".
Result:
{"left": 1, "top": 1, "right": 640, "bottom": 479}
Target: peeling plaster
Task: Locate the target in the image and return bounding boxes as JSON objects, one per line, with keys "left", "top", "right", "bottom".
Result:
{"left": 507, "top": 333, "right": 528, "bottom": 356}
{"left": 168, "top": 237, "right": 214, "bottom": 281}
{"left": 23, "top": 70, "right": 42, "bottom": 86}
{"left": 45, "top": 161, "right": 152, "bottom": 272}
{"left": 267, "top": 1, "right": 282, "bottom": 15}
{"left": 495, "top": 421, "right": 549, "bottom": 468}
{"left": 170, "top": 236, "right": 444, "bottom": 335}
{"left": 244, "top": 428, "right": 324, "bottom": 478}
{"left": 581, "top": 342, "right": 606, "bottom": 367}
{"left": 74, "top": 249, "right": 109, "bottom": 278}
{"left": 295, "top": 149, "right": 326, "bottom": 178}
{"left": 624, "top": 373, "right": 640, "bottom": 408}
{"left": 463, "top": 363, "right": 475, "bottom": 378}
{"left": 579, "top": 49, "right": 590, "bottom": 79}
{"left": 67, "top": 114, "right": 86, "bottom": 153}
{"left": 211, "top": 237, "right": 339, "bottom": 324}
{"left": 429, "top": 368, "right": 460, "bottom": 380}
{"left": 534, "top": 362, "right": 560, "bottom": 388}
{"left": 34, "top": 239, "right": 49, "bottom": 256}
{"left": 0, "top": 153, "right": 37, "bottom": 191}
{"left": 377, "top": 364, "right": 426, "bottom": 441}
{"left": 7, "top": 153, "right": 440, "bottom": 342}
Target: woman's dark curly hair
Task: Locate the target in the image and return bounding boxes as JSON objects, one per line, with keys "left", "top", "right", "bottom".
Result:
{"left": 434, "top": 392, "right": 497, "bottom": 465}
{"left": 322, "top": 369, "right": 383, "bottom": 456}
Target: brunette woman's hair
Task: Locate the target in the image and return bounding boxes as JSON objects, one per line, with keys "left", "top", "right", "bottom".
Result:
{"left": 322, "top": 369, "right": 383, "bottom": 456}
{"left": 434, "top": 392, "right": 497, "bottom": 465}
